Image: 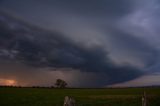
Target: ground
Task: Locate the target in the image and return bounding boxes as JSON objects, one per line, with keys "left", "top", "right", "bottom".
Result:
{"left": 0, "top": 87, "right": 160, "bottom": 106}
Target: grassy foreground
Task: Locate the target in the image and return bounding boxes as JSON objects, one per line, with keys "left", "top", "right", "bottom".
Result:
{"left": 0, "top": 87, "right": 160, "bottom": 106}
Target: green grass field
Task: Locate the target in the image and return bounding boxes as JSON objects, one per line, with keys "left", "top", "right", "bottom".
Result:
{"left": 0, "top": 87, "right": 160, "bottom": 106}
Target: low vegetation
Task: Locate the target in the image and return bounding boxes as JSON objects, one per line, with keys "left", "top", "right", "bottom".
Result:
{"left": 0, "top": 87, "right": 160, "bottom": 106}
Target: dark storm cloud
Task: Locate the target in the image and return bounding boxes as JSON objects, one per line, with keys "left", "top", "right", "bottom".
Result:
{"left": 49, "top": 0, "right": 132, "bottom": 18}
{"left": 105, "top": 27, "right": 158, "bottom": 67}
{"left": 0, "top": 0, "right": 160, "bottom": 87}
{"left": 0, "top": 12, "right": 143, "bottom": 87}
{"left": 0, "top": 0, "right": 4, "bottom": 3}
{"left": 0, "top": 0, "right": 133, "bottom": 20}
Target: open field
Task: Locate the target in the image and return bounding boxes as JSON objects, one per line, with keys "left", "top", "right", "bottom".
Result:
{"left": 0, "top": 87, "right": 160, "bottom": 106}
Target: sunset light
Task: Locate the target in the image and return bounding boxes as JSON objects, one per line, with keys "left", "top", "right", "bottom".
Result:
{"left": 0, "top": 79, "right": 17, "bottom": 86}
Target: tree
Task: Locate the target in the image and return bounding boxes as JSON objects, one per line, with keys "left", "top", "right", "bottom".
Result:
{"left": 55, "top": 79, "right": 67, "bottom": 88}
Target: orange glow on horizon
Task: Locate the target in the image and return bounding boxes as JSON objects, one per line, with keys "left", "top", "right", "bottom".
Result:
{"left": 0, "top": 79, "right": 17, "bottom": 86}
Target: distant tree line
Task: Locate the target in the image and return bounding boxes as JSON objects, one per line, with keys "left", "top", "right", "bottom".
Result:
{"left": 0, "top": 79, "right": 68, "bottom": 88}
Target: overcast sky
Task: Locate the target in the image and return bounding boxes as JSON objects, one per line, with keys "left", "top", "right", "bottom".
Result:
{"left": 0, "top": 0, "right": 160, "bottom": 87}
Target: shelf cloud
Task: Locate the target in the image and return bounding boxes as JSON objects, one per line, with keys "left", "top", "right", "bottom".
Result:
{"left": 0, "top": 0, "right": 160, "bottom": 87}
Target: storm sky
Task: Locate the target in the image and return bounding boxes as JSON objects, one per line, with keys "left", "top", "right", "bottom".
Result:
{"left": 0, "top": 0, "right": 160, "bottom": 87}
